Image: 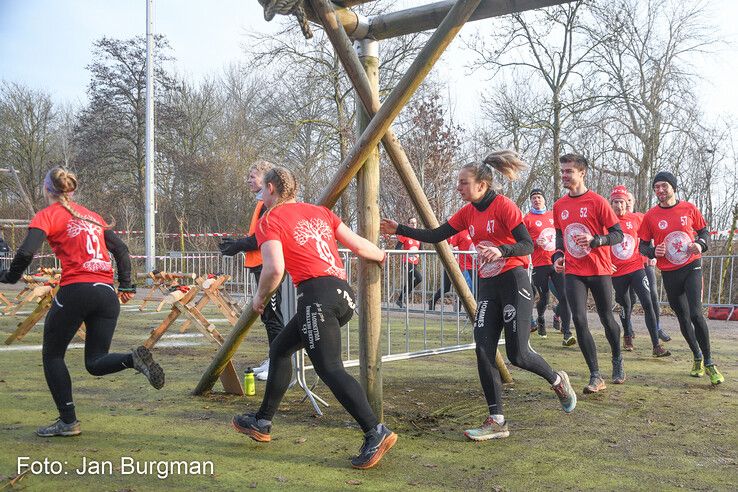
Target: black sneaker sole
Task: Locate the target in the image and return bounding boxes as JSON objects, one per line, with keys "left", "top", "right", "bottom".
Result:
{"left": 351, "top": 432, "right": 397, "bottom": 469}
{"left": 134, "top": 346, "right": 165, "bottom": 390}
{"left": 231, "top": 417, "right": 271, "bottom": 442}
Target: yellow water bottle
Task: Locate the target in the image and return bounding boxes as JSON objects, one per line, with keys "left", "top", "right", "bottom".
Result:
{"left": 244, "top": 367, "right": 256, "bottom": 396}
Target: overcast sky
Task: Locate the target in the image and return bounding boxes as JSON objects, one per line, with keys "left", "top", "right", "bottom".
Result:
{"left": 1, "top": 0, "right": 737, "bottom": 127}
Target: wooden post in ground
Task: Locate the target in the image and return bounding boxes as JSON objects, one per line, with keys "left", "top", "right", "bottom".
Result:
{"left": 309, "top": 0, "right": 511, "bottom": 382}
{"left": 355, "top": 37, "right": 383, "bottom": 420}
{"left": 195, "top": 0, "right": 509, "bottom": 395}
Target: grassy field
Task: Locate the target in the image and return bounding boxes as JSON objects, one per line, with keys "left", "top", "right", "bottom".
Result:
{"left": 0, "top": 299, "right": 736, "bottom": 491}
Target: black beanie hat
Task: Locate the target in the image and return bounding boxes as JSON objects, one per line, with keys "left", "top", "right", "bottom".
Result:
{"left": 530, "top": 188, "right": 545, "bottom": 199}
{"left": 652, "top": 171, "right": 677, "bottom": 191}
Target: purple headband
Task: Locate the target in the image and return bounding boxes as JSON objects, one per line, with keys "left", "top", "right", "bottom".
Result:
{"left": 43, "top": 170, "right": 63, "bottom": 197}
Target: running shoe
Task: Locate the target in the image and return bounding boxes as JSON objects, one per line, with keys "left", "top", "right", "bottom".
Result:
{"left": 232, "top": 413, "right": 271, "bottom": 442}
{"left": 395, "top": 298, "right": 404, "bottom": 309}
{"left": 562, "top": 336, "right": 577, "bottom": 347}
{"left": 131, "top": 346, "right": 165, "bottom": 389}
{"left": 612, "top": 357, "right": 626, "bottom": 384}
{"left": 351, "top": 424, "right": 397, "bottom": 469}
{"left": 657, "top": 330, "right": 672, "bottom": 342}
{"left": 537, "top": 317, "right": 547, "bottom": 338}
{"left": 36, "top": 418, "right": 81, "bottom": 437}
{"left": 253, "top": 359, "right": 269, "bottom": 374}
{"left": 529, "top": 321, "right": 537, "bottom": 333}
{"left": 690, "top": 359, "right": 705, "bottom": 377}
{"left": 428, "top": 299, "right": 435, "bottom": 311}
{"left": 552, "top": 314, "right": 561, "bottom": 332}
{"left": 705, "top": 365, "right": 724, "bottom": 385}
{"left": 464, "top": 417, "right": 509, "bottom": 441}
{"left": 652, "top": 344, "right": 671, "bottom": 358}
{"left": 583, "top": 374, "right": 606, "bottom": 394}
{"left": 623, "top": 336, "right": 634, "bottom": 351}
{"left": 551, "top": 370, "right": 577, "bottom": 413}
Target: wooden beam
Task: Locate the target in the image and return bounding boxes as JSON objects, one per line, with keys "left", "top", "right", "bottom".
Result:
{"left": 309, "top": 0, "right": 512, "bottom": 382}
{"left": 194, "top": 0, "right": 485, "bottom": 396}
{"left": 369, "top": 0, "right": 574, "bottom": 39}
{"left": 355, "top": 38, "right": 383, "bottom": 419}
{"left": 317, "top": 0, "right": 484, "bottom": 210}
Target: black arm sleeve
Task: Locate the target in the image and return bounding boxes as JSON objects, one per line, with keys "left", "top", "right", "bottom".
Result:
{"left": 395, "top": 222, "right": 458, "bottom": 244}
{"left": 551, "top": 229, "right": 565, "bottom": 264}
{"left": 0, "top": 228, "right": 47, "bottom": 284}
{"left": 639, "top": 239, "right": 656, "bottom": 259}
{"left": 104, "top": 230, "right": 132, "bottom": 288}
{"left": 497, "top": 223, "right": 534, "bottom": 258}
{"left": 590, "top": 223, "right": 624, "bottom": 248}
{"left": 695, "top": 227, "right": 709, "bottom": 253}
{"left": 242, "top": 234, "right": 258, "bottom": 252}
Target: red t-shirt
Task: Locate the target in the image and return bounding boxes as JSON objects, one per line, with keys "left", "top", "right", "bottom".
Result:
{"left": 639, "top": 201, "right": 706, "bottom": 272}
{"left": 396, "top": 235, "right": 420, "bottom": 265}
{"left": 29, "top": 202, "right": 114, "bottom": 286}
{"left": 553, "top": 190, "right": 619, "bottom": 276}
{"left": 523, "top": 211, "right": 556, "bottom": 267}
{"left": 610, "top": 212, "right": 643, "bottom": 277}
{"left": 448, "top": 194, "right": 528, "bottom": 278}
{"left": 448, "top": 230, "right": 474, "bottom": 271}
{"left": 255, "top": 203, "right": 346, "bottom": 285}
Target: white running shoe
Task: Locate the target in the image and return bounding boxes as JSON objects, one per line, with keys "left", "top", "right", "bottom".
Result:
{"left": 255, "top": 360, "right": 270, "bottom": 381}
{"left": 253, "top": 359, "right": 269, "bottom": 374}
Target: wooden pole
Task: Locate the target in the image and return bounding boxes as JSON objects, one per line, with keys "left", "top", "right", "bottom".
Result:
{"left": 369, "top": 0, "right": 574, "bottom": 40}
{"left": 355, "top": 38, "right": 383, "bottom": 419}
{"left": 195, "top": 0, "right": 502, "bottom": 395}
{"left": 317, "top": 0, "right": 483, "bottom": 210}
{"left": 310, "top": 0, "right": 512, "bottom": 382}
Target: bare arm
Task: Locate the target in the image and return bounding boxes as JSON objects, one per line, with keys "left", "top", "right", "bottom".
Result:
{"left": 252, "top": 240, "right": 285, "bottom": 314}
{"left": 335, "top": 223, "right": 384, "bottom": 262}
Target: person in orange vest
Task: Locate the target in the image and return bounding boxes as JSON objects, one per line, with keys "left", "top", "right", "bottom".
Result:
{"left": 219, "top": 160, "right": 285, "bottom": 380}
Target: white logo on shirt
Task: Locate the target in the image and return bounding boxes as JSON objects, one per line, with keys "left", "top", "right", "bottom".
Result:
{"left": 658, "top": 220, "right": 668, "bottom": 230}
{"left": 612, "top": 233, "right": 636, "bottom": 261}
{"left": 293, "top": 218, "right": 346, "bottom": 279}
{"left": 535, "top": 220, "right": 542, "bottom": 227}
{"left": 664, "top": 231, "right": 692, "bottom": 265}
{"left": 561, "top": 210, "right": 569, "bottom": 220}
{"left": 564, "top": 222, "right": 592, "bottom": 258}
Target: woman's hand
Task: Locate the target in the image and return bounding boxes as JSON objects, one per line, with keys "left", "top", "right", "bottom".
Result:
{"left": 477, "top": 244, "right": 502, "bottom": 263}
{"left": 380, "top": 218, "right": 399, "bottom": 235}
{"left": 118, "top": 291, "right": 135, "bottom": 304}
{"left": 252, "top": 295, "right": 266, "bottom": 314}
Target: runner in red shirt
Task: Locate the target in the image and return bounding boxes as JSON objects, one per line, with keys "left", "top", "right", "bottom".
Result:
{"left": 231, "top": 167, "right": 397, "bottom": 469}
{"left": 218, "top": 160, "right": 284, "bottom": 381}
{"left": 0, "top": 167, "right": 163, "bottom": 437}
{"left": 609, "top": 185, "right": 670, "bottom": 357}
{"left": 552, "top": 153, "right": 625, "bottom": 393}
{"left": 639, "top": 171, "right": 723, "bottom": 384}
{"left": 619, "top": 191, "right": 671, "bottom": 348}
{"left": 381, "top": 150, "right": 577, "bottom": 442}
{"left": 429, "top": 227, "right": 475, "bottom": 310}
{"left": 523, "top": 189, "right": 574, "bottom": 345}
{"left": 395, "top": 217, "right": 422, "bottom": 308}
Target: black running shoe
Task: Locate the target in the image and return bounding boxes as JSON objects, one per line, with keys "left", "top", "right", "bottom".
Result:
{"left": 537, "top": 317, "right": 547, "bottom": 338}
{"left": 552, "top": 314, "right": 561, "bottom": 332}
{"left": 612, "top": 357, "right": 626, "bottom": 384}
{"left": 232, "top": 413, "right": 271, "bottom": 442}
{"left": 350, "top": 424, "right": 397, "bottom": 469}
{"left": 131, "top": 346, "right": 165, "bottom": 389}
{"left": 657, "top": 330, "right": 672, "bottom": 342}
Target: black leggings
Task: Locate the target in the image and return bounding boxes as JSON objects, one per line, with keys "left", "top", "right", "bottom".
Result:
{"left": 43, "top": 283, "right": 133, "bottom": 422}
{"left": 645, "top": 265, "right": 661, "bottom": 326}
{"left": 475, "top": 267, "right": 557, "bottom": 415}
{"left": 256, "top": 276, "right": 378, "bottom": 432}
{"left": 532, "top": 265, "right": 572, "bottom": 337}
{"left": 612, "top": 269, "right": 660, "bottom": 347}
{"left": 662, "top": 260, "right": 712, "bottom": 364}
{"left": 253, "top": 268, "right": 285, "bottom": 345}
{"left": 398, "top": 263, "right": 422, "bottom": 303}
{"left": 565, "top": 274, "right": 622, "bottom": 375}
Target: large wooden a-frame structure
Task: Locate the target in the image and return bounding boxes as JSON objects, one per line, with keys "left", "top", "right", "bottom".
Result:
{"left": 194, "top": 0, "right": 572, "bottom": 418}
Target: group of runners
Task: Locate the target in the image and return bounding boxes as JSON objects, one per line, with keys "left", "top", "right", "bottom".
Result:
{"left": 0, "top": 151, "right": 725, "bottom": 470}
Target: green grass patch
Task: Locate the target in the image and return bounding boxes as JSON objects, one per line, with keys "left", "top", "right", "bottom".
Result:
{"left": 1, "top": 300, "right": 737, "bottom": 491}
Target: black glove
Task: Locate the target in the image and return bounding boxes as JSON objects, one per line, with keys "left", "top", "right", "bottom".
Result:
{"left": 0, "top": 269, "right": 12, "bottom": 284}
{"left": 218, "top": 237, "right": 249, "bottom": 256}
